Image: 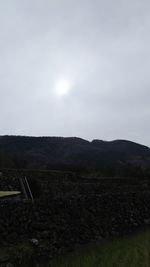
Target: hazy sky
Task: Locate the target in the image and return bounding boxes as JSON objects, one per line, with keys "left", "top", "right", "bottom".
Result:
{"left": 0, "top": 0, "right": 150, "bottom": 146}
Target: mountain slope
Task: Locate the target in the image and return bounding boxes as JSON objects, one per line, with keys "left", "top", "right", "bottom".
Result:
{"left": 0, "top": 135, "right": 150, "bottom": 171}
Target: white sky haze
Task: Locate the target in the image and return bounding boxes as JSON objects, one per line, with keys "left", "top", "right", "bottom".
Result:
{"left": 0, "top": 0, "right": 150, "bottom": 146}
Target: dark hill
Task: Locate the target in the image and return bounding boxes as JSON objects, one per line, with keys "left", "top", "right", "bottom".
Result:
{"left": 0, "top": 135, "right": 150, "bottom": 173}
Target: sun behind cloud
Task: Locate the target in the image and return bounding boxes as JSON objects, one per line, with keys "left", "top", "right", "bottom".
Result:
{"left": 54, "top": 79, "right": 72, "bottom": 96}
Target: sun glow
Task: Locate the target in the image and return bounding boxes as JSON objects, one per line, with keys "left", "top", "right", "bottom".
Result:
{"left": 54, "top": 79, "right": 71, "bottom": 96}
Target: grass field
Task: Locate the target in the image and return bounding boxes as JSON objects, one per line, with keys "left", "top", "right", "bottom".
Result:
{"left": 0, "top": 191, "right": 20, "bottom": 197}
{"left": 50, "top": 229, "right": 150, "bottom": 267}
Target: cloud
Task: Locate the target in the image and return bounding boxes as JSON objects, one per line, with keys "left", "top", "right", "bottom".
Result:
{"left": 0, "top": 0, "right": 150, "bottom": 146}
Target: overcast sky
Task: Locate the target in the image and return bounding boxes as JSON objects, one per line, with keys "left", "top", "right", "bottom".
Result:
{"left": 0, "top": 0, "right": 150, "bottom": 146}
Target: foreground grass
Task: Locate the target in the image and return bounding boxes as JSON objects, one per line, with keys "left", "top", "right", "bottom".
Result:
{"left": 50, "top": 229, "right": 150, "bottom": 267}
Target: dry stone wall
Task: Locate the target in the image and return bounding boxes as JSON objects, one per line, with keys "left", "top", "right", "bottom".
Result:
{"left": 1, "top": 170, "right": 150, "bottom": 260}
{"left": 0, "top": 193, "right": 150, "bottom": 259}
